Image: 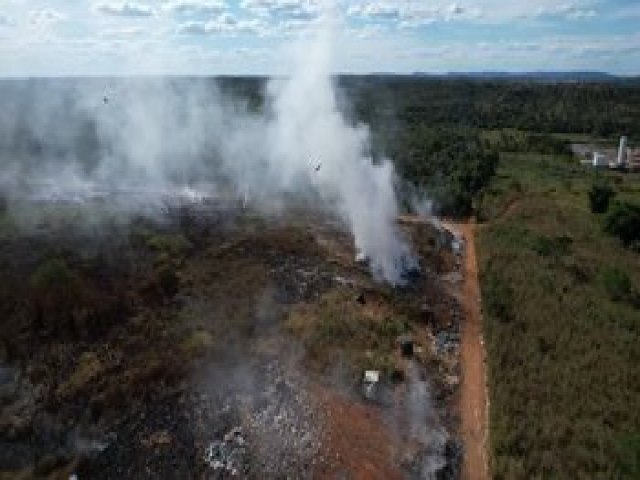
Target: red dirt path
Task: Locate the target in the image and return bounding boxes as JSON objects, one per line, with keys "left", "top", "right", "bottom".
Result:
{"left": 445, "top": 221, "right": 489, "bottom": 480}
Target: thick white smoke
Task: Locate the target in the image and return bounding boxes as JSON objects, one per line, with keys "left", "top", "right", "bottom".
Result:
{"left": 0, "top": 7, "right": 414, "bottom": 284}
{"left": 262, "top": 10, "right": 414, "bottom": 283}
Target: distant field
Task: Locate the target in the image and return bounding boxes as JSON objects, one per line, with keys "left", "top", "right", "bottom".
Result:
{"left": 477, "top": 151, "right": 640, "bottom": 478}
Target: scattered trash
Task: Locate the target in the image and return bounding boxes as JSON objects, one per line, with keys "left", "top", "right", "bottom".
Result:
{"left": 355, "top": 252, "right": 368, "bottom": 264}
{"left": 70, "top": 428, "right": 114, "bottom": 458}
{"left": 363, "top": 370, "right": 380, "bottom": 400}
{"left": 451, "top": 234, "right": 465, "bottom": 256}
{"left": 444, "top": 374, "right": 460, "bottom": 389}
{"left": 436, "top": 332, "right": 460, "bottom": 354}
{"left": 364, "top": 370, "right": 380, "bottom": 383}
{"left": 204, "top": 427, "right": 248, "bottom": 477}
{"left": 333, "top": 275, "right": 352, "bottom": 287}
{"left": 435, "top": 438, "right": 463, "bottom": 480}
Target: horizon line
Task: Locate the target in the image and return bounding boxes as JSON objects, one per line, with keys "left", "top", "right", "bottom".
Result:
{"left": 0, "top": 70, "right": 639, "bottom": 81}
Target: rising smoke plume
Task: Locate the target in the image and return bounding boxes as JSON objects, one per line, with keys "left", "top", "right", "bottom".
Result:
{"left": 0, "top": 4, "right": 414, "bottom": 284}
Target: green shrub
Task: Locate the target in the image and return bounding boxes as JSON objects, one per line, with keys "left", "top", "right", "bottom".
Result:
{"left": 146, "top": 233, "right": 191, "bottom": 256}
{"left": 482, "top": 268, "right": 514, "bottom": 323}
{"left": 588, "top": 182, "right": 615, "bottom": 214}
{"left": 604, "top": 202, "right": 640, "bottom": 248}
{"left": 601, "top": 267, "right": 632, "bottom": 301}
{"left": 617, "top": 434, "right": 640, "bottom": 478}
{"left": 530, "top": 234, "right": 572, "bottom": 258}
{"left": 29, "top": 258, "right": 77, "bottom": 291}
{"left": 374, "top": 316, "right": 409, "bottom": 339}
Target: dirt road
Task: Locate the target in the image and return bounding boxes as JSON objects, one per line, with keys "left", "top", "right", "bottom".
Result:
{"left": 446, "top": 221, "right": 489, "bottom": 480}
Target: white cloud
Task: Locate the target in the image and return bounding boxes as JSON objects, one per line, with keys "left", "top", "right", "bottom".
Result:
{"left": 29, "top": 9, "right": 66, "bottom": 26}
{"left": 0, "top": 0, "right": 636, "bottom": 76}
{"left": 535, "top": 4, "right": 597, "bottom": 20}
{"left": 347, "top": 0, "right": 599, "bottom": 26}
{"left": 348, "top": 1, "right": 480, "bottom": 28}
{"left": 98, "top": 26, "right": 147, "bottom": 38}
{"left": 176, "top": 13, "right": 265, "bottom": 35}
{"left": 241, "top": 0, "right": 319, "bottom": 20}
{"left": 95, "top": 2, "right": 154, "bottom": 18}
{"left": 162, "top": 1, "right": 226, "bottom": 16}
{"left": 566, "top": 9, "right": 596, "bottom": 20}
{"left": 612, "top": 4, "right": 640, "bottom": 19}
{"left": 477, "top": 0, "right": 598, "bottom": 22}
{"left": 176, "top": 20, "right": 208, "bottom": 34}
{"left": 347, "top": 2, "right": 401, "bottom": 20}
{"left": 348, "top": 23, "right": 390, "bottom": 39}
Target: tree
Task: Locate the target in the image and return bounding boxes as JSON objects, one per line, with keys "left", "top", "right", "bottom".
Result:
{"left": 604, "top": 201, "right": 640, "bottom": 248}
{"left": 395, "top": 128, "right": 499, "bottom": 218}
{"left": 588, "top": 182, "right": 615, "bottom": 214}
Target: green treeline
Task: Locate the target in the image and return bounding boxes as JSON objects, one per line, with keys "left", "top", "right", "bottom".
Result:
{"left": 345, "top": 77, "right": 640, "bottom": 138}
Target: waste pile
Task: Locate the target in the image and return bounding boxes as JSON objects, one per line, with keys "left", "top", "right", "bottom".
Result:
{"left": 242, "top": 362, "right": 322, "bottom": 476}
{"left": 204, "top": 427, "right": 248, "bottom": 477}
{"left": 200, "top": 361, "right": 323, "bottom": 478}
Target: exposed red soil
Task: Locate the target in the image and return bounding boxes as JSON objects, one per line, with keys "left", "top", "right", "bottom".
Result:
{"left": 312, "top": 386, "right": 404, "bottom": 480}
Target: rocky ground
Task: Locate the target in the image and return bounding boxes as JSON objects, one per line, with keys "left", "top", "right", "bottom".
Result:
{"left": 0, "top": 199, "right": 464, "bottom": 479}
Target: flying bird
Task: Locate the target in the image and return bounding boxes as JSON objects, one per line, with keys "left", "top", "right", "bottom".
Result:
{"left": 314, "top": 162, "right": 322, "bottom": 172}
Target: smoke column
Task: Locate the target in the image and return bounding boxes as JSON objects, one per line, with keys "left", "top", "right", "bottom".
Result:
{"left": 262, "top": 5, "right": 414, "bottom": 283}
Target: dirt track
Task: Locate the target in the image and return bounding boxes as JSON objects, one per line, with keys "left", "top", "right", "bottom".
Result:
{"left": 446, "top": 222, "right": 489, "bottom": 480}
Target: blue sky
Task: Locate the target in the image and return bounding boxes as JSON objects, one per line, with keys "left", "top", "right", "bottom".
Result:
{"left": 0, "top": 1, "right": 638, "bottom": 76}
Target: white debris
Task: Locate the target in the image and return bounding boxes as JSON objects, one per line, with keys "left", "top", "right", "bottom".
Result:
{"left": 451, "top": 235, "right": 465, "bottom": 256}
{"left": 355, "top": 251, "right": 369, "bottom": 264}
{"left": 204, "top": 427, "right": 248, "bottom": 476}
{"left": 364, "top": 370, "right": 380, "bottom": 383}
{"left": 363, "top": 370, "right": 380, "bottom": 400}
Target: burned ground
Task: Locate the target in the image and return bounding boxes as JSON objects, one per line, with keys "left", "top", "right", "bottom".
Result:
{"left": 0, "top": 200, "right": 464, "bottom": 479}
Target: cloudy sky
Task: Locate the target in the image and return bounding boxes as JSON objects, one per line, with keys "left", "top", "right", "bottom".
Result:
{"left": 0, "top": 0, "right": 638, "bottom": 76}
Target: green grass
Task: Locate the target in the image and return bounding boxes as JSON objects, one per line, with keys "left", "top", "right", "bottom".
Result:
{"left": 478, "top": 151, "right": 640, "bottom": 479}
{"left": 285, "top": 288, "right": 410, "bottom": 378}
{"left": 145, "top": 232, "right": 192, "bottom": 256}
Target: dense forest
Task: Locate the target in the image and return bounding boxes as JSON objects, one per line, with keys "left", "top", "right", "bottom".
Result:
{"left": 343, "top": 76, "right": 640, "bottom": 138}
{"left": 214, "top": 75, "right": 640, "bottom": 140}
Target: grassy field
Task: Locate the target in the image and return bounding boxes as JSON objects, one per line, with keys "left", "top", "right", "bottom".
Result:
{"left": 477, "top": 152, "right": 640, "bottom": 479}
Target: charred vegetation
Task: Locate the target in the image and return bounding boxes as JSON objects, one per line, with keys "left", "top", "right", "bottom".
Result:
{"left": 0, "top": 199, "right": 465, "bottom": 479}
